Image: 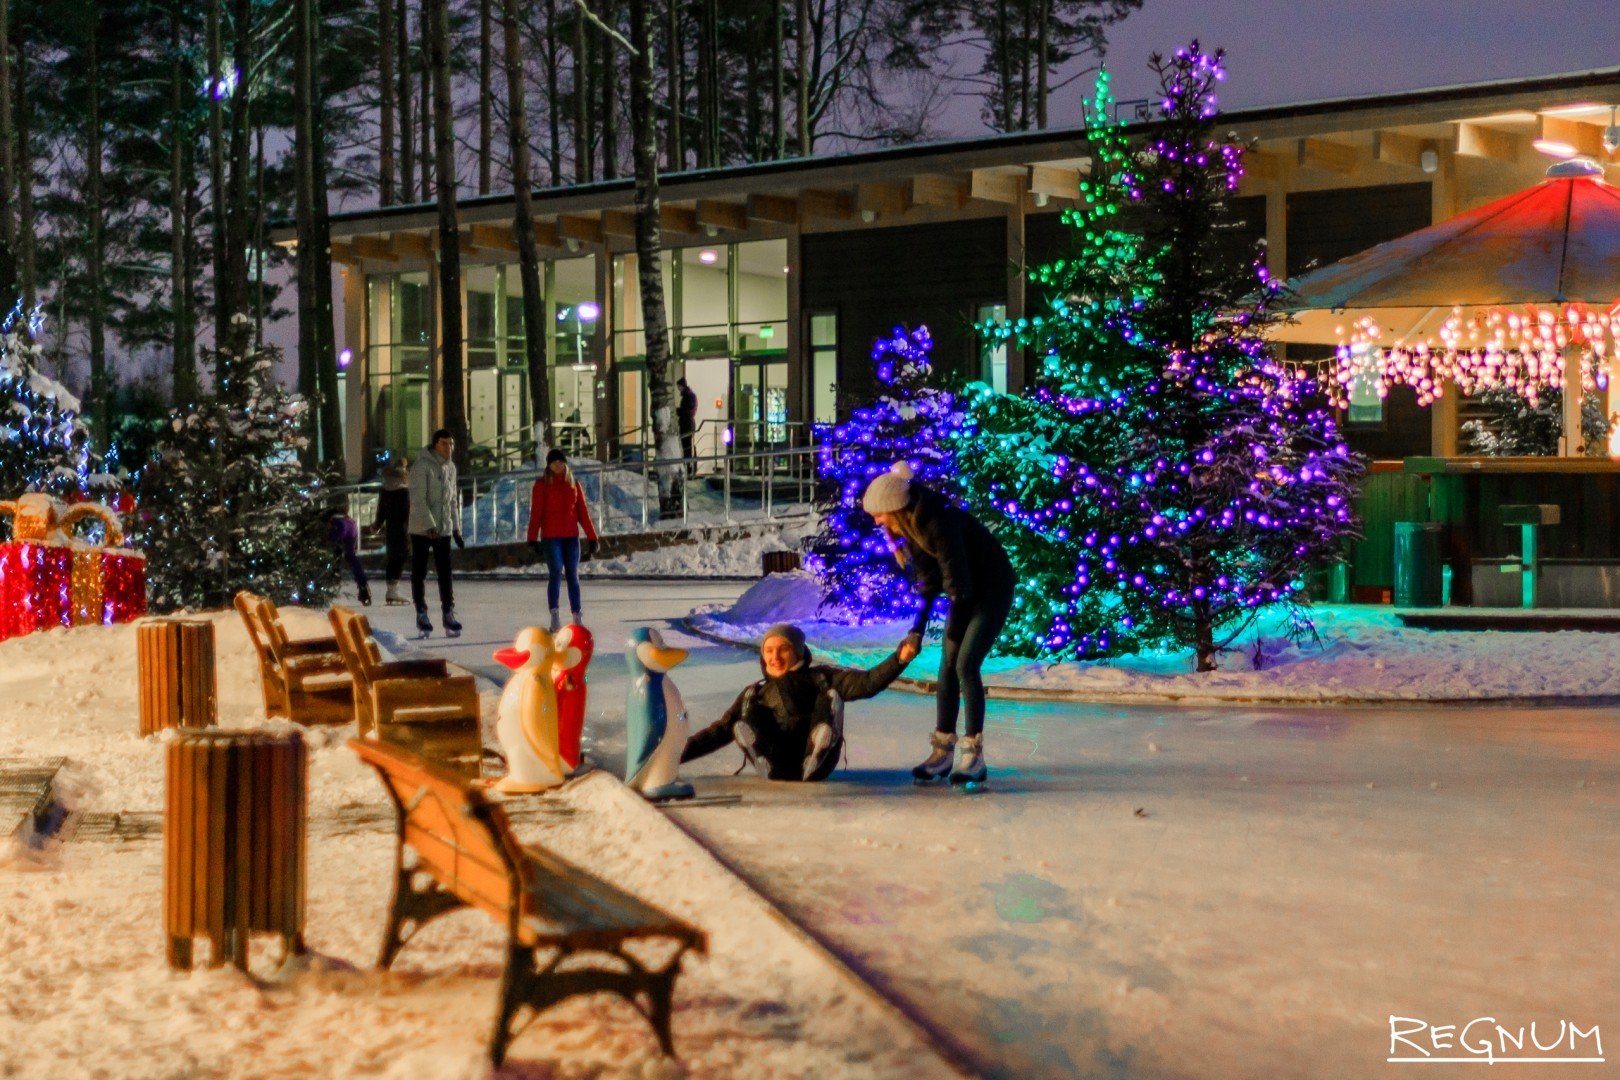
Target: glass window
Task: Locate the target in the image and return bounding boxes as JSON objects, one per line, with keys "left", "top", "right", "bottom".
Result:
{"left": 681, "top": 245, "right": 730, "bottom": 332}
{"left": 465, "top": 264, "right": 500, "bottom": 371}
{"left": 1347, "top": 370, "right": 1384, "bottom": 424}
{"left": 977, "top": 302, "right": 1008, "bottom": 395}
{"left": 734, "top": 239, "right": 789, "bottom": 323}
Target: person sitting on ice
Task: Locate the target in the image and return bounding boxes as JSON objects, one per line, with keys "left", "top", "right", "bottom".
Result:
{"left": 682, "top": 624, "right": 919, "bottom": 782}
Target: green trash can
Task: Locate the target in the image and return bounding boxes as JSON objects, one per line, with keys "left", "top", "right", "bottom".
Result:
{"left": 1393, "top": 522, "right": 1446, "bottom": 607}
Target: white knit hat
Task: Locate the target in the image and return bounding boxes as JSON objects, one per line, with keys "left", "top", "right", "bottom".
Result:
{"left": 862, "top": 461, "right": 915, "bottom": 515}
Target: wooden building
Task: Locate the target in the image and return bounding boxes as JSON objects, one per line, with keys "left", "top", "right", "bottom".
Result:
{"left": 277, "top": 66, "right": 1620, "bottom": 481}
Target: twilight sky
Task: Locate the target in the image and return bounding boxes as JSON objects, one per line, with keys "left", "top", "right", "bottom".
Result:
{"left": 1028, "top": 0, "right": 1619, "bottom": 129}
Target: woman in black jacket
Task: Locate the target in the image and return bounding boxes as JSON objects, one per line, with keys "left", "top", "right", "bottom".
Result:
{"left": 371, "top": 458, "right": 412, "bottom": 606}
{"left": 683, "top": 623, "right": 918, "bottom": 781}
{"left": 863, "top": 462, "right": 1014, "bottom": 788}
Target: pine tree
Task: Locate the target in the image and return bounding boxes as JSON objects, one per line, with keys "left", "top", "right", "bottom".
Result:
{"left": 806, "top": 325, "right": 962, "bottom": 621}
{"left": 1461, "top": 387, "right": 1608, "bottom": 457}
{"left": 0, "top": 309, "right": 91, "bottom": 499}
{"left": 956, "top": 45, "right": 1365, "bottom": 670}
{"left": 134, "top": 329, "right": 340, "bottom": 612}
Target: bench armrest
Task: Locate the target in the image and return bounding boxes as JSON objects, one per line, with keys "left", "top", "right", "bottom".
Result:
{"left": 283, "top": 638, "right": 341, "bottom": 658}
{"left": 376, "top": 659, "right": 452, "bottom": 679}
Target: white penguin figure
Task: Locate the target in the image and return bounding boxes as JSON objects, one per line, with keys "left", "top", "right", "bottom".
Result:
{"left": 624, "top": 627, "right": 695, "bottom": 801}
{"left": 492, "top": 627, "right": 567, "bottom": 793}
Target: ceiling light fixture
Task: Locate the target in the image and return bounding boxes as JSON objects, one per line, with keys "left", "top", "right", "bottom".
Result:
{"left": 1532, "top": 138, "right": 1578, "bottom": 160}
{"left": 1604, "top": 106, "right": 1620, "bottom": 155}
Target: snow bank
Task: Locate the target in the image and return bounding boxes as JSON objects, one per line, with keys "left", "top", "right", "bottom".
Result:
{"left": 474, "top": 516, "right": 819, "bottom": 579}
{"left": 693, "top": 591, "right": 1620, "bottom": 703}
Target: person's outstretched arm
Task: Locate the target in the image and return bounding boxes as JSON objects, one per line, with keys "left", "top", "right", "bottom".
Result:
{"left": 681, "top": 689, "right": 746, "bottom": 762}
{"left": 826, "top": 648, "right": 907, "bottom": 702}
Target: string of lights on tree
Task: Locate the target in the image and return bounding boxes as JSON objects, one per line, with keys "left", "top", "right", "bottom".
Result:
{"left": 953, "top": 44, "right": 1365, "bottom": 670}
{"left": 135, "top": 321, "right": 341, "bottom": 612}
{"left": 0, "top": 305, "right": 93, "bottom": 499}
{"left": 805, "top": 325, "right": 965, "bottom": 622}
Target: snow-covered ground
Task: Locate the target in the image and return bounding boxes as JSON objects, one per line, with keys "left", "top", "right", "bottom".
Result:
{"left": 466, "top": 515, "right": 817, "bottom": 580}
{"left": 692, "top": 571, "right": 1620, "bottom": 703}
{"left": 0, "top": 602, "right": 957, "bottom": 1079}
{"left": 5, "top": 578, "right": 1619, "bottom": 1079}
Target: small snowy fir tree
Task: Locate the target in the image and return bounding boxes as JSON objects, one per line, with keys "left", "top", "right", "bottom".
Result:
{"left": 1461, "top": 387, "right": 1608, "bottom": 457}
{"left": 956, "top": 45, "right": 1365, "bottom": 670}
{"left": 135, "top": 327, "right": 340, "bottom": 611}
{"left": 0, "top": 308, "right": 92, "bottom": 500}
{"left": 805, "top": 325, "right": 962, "bottom": 622}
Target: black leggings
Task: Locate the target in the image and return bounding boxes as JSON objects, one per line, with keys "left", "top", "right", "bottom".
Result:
{"left": 410, "top": 535, "right": 454, "bottom": 610}
{"left": 935, "top": 593, "right": 1011, "bottom": 738}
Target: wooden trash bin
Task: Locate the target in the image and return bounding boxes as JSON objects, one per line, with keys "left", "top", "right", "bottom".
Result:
{"left": 164, "top": 728, "right": 307, "bottom": 971}
{"left": 761, "top": 551, "right": 802, "bottom": 576}
{"left": 138, "top": 619, "right": 218, "bottom": 735}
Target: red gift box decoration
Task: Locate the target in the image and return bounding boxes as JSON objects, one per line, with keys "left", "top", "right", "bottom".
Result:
{"left": 0, "top": 494, "right": 147, "bottom": 643}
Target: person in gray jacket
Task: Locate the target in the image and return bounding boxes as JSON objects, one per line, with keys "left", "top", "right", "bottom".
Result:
{"left": 407, "top": 429, "right": 464, "bottom": 636}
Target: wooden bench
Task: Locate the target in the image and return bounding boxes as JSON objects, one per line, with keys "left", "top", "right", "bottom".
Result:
{"left": 234, "top": 592, "right": 353, "bottom": 724}
{"left": 350, "top": 738, "right": 707, "bottom": 1066}
{"left": 328, "top": 605, "right": 483, "bottom": 774}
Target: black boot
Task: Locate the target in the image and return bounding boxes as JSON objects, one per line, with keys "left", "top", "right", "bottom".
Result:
{"left": 415, "top": 608, "right": 433, "bottom": 636}
{"left": 442, "top": 606, "right": 462, "bottom": 637}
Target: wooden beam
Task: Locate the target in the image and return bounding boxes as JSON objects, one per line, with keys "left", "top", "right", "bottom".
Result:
{"left": 532, "top": 220, "right": 559, "bottom": 248}
{"left": 1538, "top": 115, "right": 1607, "bottom": 159}
{"left": 601, "top": 209, "right": 638, "bottom": 238}
{"left": 799, "top": 188, "right": 854, "bottom": 219}
{"left": 911, "top": 174, "right": 969, "bottom": 209}
{"left": 1027, "top": 164, "right": 1080, "bottom": 200}
{"left": 695, "top": 199, "right": 748, "bottom": 232}
{"left": 1296, "top": 137, "right": 1359, "bottom": 175}
{"left": 660, "top": 205, "right": 701, "bottom": 236}
{"left": 353, "top": 235, "right": 394, "bottom": 261}
{"left": 746, "top": 193, "right": 798, "bottom": 224}
{"left": 329, "top": 240, "right": 356, "bottom": 264}
{"left": 389, "top": 233, "right": 432, "bottom": 259}
{"left": 1373, "top": 130, "right": 1437, "bottom": 170}
{"left": 1456, "top": 122, "right": 1520, "bottom": 163}
{"left": 856, "top": 181, "right": 909, "bottom": 220}
{"left": 557, "top": 214, "right": 603, "bottom": 243}
{"left": 1243, "top": 150, "right": 1283, "bottom": 182}
{"left": 471, "top": 222, "right": 519, "bottom": 252}
{"left": 970, "top": 168, "right": 1025, "bottom": 205}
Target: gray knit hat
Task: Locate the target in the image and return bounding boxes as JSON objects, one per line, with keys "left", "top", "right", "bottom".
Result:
{"left": 862, "top": 461, "right": 915, "bottom": 515}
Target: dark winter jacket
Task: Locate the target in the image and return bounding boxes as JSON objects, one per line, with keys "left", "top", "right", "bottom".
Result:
{"left": 682, "top": 643, "right": 906, "bottom": 780}
{"left": 373, "top": 489, "right": 410, "bottom": 549}
{"left": 902, "top": 486, "right": 1015, "bottom": 637}
{"left": 326, "top": 514, "right": 359, "bottom": 554}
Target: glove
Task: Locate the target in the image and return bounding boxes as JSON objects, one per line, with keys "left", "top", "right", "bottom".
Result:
{"left": 529, "top": 540, "right": 543, "bottom": 555}
{"left": 453, "top": 532, "right": 466, "bottom": 550}
{"left": 584, "top": 538, "right": 599, "bottom": 559}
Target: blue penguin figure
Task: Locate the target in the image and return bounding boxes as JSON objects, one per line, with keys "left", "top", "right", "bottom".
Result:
{"left": 624, "top": 627, "right": 696, "bottom": 801}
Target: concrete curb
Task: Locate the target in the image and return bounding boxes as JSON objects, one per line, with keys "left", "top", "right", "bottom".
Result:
{"left": 681, "top": 619, "right": 1620, "bottom": 710}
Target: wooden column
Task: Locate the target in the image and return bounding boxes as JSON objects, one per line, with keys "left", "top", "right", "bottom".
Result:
{"left": 341, "top": 267, "right": 367, "bottom": 478}
{"left": 785, "top": 228, "right": 805, "bottom": 426}
{"left": 594, "top": 246, "right": 615, "bottom": 461}
{"left": 1005, "top": 199, "right": 1027, "bottom": 392}
{"left": 138, "top": 619, "right": 218, "bottom": 736}
{"left": 1430, "top": 147, "right": 1460, "bottom": 456}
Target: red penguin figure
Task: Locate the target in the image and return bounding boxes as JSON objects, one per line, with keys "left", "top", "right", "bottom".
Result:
{"left": 551, "top": 624, "right": 594, "bottom": 772}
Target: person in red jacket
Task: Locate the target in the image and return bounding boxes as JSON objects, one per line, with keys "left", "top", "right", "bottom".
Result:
{"left": 527, "top": 447, "right": 600, "bottom": 632}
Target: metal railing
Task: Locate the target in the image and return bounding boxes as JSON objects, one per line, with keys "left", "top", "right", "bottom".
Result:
{"left": 340, "top": 439, "right": 821, "bottom": 553}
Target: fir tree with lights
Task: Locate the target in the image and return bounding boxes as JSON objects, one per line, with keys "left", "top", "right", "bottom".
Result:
{"left": 805, "top": 325, "right": 964, "bottom": 622}
{"left": 135, "top": 325, "right": 341, "bottom": 612}
{"left": 957, "top": 44, "right": 1365, "bottom": 670}
{"left": 0, "top": 308, "right": 92, "bottom": 500}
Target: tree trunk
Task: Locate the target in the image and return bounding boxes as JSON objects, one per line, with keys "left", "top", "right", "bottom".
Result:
{"left": 170, "top": 1, "right": 196, "bottom": 404}
{"left": 428, "top": 0, "right": 468, "bottom": 468}
{"left": 628, "top": 0, "right": 681, "bottom": 512}
{"left": 208, "top": 0, "right": 226, "bottom": 358}
{"left": 86, "top": 4, "right": 107, "bottom": 449}
{"left": 221, "top": 0, "right": 256, "bottom": 368}
{"left": 771, "top": 0, "right": 783, "bottom": 158}
{"left": 572, "top": 6, "right": 587, "bottom": 181}
{"left": 397, "top": 0, "right": 412, "bottom": 199}
{"left": 665, "top": 0, "right": 682, "bottom": 171}
{"left": 378, "top": 0, "right": 395, "bottom": 204}
{"left": 254, "top": 123, "right": 266, "bottom": 346}
{"left": 1035, "top": 0, "right": 1048, "bottom": 130}
{"left": 694, "top": 0, "right": 709, "bottom": 166}
{"left": 478, "top": 0, "right": 492, "bottom": 193}
{"left": 16, "top": 40, "right": 33, "bottom": 312}
{"left": 0, "top": 0, "right": 16, "bottom": 286}
{"left": 419, "top": 0, "right": 431, "bottom": 199}
{"left": 501, "top": 0, "right": 550, "bottom": 451}
{"left": 598, "top": 0, "right": 614, "bottom": 179}
{"left": 295, "top": 0, "right": 321, "bottom": 433}
{"left": 1194, "top": 605, "right": 1216, "bottom": 671}
{"left": 544, "top": 0, "right": 560, "bottom": 180}
{"left": 310, "top": 4, "right": 342, "bottom": 469}
{"left": 794, "top": 0, "right": 808, "bottom": 154}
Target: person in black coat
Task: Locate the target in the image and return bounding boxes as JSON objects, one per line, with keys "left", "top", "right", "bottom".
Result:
{"left": 676, "top": 377, "right": 698, "bottom": 470}
{"left": 371, "top": 457, "right": 412, "bottom": 606}
{"left": 683, "top": 623, "right": 919, "bottom": 781}
{"left": 863, "top": 462, "right": 1014, "bottom": 788}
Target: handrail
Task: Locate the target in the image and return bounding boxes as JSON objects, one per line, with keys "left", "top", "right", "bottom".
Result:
{"left": 337, "top": 438, "right": 823, "bottom": 552}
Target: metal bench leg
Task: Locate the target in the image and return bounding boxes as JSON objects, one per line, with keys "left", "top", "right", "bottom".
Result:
{"left": 1521, "top": 523, "right": 1537, "bottom": 609}
{"left": 167, "top": 935, "right": 193, "bottom": 971}
{"left": 641, "top": 966, "right": 679, "bottom": 1056}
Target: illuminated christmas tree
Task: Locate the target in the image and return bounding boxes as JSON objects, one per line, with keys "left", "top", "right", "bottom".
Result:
{"left": 805, "top": 325, "right": 963, "bottom": 622}
{"left": 0, "top": 308, "right": 92, "bottom": 500}
{"left": 135, "top": 328, "right": 340, "bottom": 611}
{"left": 957, "top": 45, "right": 1365, "bottom": 669}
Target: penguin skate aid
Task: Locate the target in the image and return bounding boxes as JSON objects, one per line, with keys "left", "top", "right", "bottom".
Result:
{"left": 681, "top": 623, "right": 921, "bottom": 783}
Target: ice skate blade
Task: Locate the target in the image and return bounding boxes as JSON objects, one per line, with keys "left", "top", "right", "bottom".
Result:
{"left": 912, "top": 774, "right": 948, "bottom": 786}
